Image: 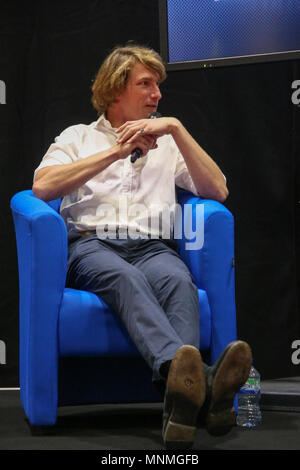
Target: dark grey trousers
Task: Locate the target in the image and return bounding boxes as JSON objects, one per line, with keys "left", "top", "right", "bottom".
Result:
{"left": 66, "top": 234, "right": 200, "bottom": 381}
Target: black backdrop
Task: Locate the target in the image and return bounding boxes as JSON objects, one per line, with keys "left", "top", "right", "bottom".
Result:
{"left": 0, "top": 0, "right": 299, "bottom": 386}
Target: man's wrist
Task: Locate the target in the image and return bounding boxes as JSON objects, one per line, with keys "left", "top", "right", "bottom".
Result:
{"left": 168, "top": 117, "right": 182, "bottom": 137}
{"left": 110, "top": 144, "right": 127, "bottom": 161}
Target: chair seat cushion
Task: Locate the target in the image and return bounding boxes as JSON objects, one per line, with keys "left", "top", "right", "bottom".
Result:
{"left": 58, "top": 288, "right": 211, "bottom": 356}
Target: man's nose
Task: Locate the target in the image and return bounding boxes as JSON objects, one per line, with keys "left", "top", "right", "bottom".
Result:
{"left": 152, "top": 85, "right": 162, "bottom": 100}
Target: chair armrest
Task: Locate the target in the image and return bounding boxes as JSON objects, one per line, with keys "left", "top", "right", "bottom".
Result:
{"left": 10, "top": 190, "right": 67, "bottom": 424}
{"left": 176, "top": 189, "right": 237, "bottom": 364}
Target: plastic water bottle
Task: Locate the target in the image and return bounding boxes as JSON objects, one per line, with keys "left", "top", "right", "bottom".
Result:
{"left": 236, "top": 364, "right": 262, "bottom": 427}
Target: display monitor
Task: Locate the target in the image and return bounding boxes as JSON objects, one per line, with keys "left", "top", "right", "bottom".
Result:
{"left": 159, "top": 0, "right": 300, "bottom": 69}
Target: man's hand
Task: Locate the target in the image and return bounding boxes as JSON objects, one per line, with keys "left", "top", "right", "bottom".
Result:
{"left": 116, "top": 117, "right": 178, "bottom": 145}
{"left": 117, "top": 133, "right": 158, "bottom": 160}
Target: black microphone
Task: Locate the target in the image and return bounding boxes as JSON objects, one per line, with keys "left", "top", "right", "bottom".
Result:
{"left": 130, "top": 112, "right": 162, "bottom": 163}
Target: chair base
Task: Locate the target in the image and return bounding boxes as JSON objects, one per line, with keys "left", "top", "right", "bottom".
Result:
{"left": 26, "top": 419, "right": 53, "bottom": 436}
{"left": 58, "top": 355, "right": 164, "bottom": 407}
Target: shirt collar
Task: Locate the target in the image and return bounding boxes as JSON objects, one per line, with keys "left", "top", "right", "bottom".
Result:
{"left": 94, "top": 114, "right": 117, "bottom": 132}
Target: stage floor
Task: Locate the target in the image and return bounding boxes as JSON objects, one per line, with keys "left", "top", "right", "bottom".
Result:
{"left": 261, "top": 376, "right": 300, "bottom": 411}
{"left": 1, "top": 383, "right": 300, "bottom": 451}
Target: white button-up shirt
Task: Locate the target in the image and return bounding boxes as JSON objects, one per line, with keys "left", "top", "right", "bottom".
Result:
{"left": 34, "top": 114, "right": 199, "bottom": 238}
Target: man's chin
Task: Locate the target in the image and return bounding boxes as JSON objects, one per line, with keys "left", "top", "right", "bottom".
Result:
{"left": 141, "top": 111, "right": 152, "bottom": 119}
{"left": 146, "top": 107, "right": 157, "bottom": 117}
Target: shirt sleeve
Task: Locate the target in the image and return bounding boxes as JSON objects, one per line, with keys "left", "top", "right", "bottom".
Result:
{"left": 33, "top": 125, "right": 81, "bottom": 180}
{"left": 174, "top": 149, "right": 199, "bottom": 196}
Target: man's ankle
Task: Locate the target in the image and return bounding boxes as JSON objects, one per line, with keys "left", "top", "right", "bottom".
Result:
{"left": 159, "top": 360, "right": 171, "bottom": 380}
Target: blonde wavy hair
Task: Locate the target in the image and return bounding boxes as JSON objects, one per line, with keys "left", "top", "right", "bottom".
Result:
{"left": 91, "top": 44, "right": 167, "bottom": 116}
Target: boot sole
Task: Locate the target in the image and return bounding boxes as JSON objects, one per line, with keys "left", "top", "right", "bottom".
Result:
{"left": 206, "top": 341, "right": 252, "bottom": 436}
{"left": 163, "top": 345, "right": 206, "bottom": 449}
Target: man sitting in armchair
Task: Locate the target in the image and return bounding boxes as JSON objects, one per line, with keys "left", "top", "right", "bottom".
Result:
{"left": 32, "top": 43, "right": 251, "bottom": 449}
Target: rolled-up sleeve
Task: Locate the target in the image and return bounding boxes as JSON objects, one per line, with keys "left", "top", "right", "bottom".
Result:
{"left": 34, "top": 126, "right": 80, "bottom": 180}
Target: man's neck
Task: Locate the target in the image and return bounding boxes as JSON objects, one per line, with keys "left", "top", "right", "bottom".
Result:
{"left": 106, "top": 107, "right": 127, "bottom": 129}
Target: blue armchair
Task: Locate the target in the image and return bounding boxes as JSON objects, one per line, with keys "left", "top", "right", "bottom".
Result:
{"left": 10, "top": 189, "right": 237, "bottom": 427}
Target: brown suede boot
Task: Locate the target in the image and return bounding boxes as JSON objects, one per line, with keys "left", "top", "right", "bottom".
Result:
{"left": 162, "top": 345, "right": 206, "bottom": 449}
{"left": 202, "top": 340, "right": 252, "bottom": 436}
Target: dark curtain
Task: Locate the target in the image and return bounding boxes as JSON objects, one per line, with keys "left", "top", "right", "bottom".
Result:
{"left": 0, "top": 0, "right": 299, "bottom": 385}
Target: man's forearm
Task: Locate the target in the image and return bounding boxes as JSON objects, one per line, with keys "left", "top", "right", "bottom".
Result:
{"left": 116, "top": 116, "right": 229, "bottom": 203}
{"left": 33, "top": 145, "right": 120, "bottom": 202}
{"left": 170, "top": 119, "right": 229, "bottom": 202}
